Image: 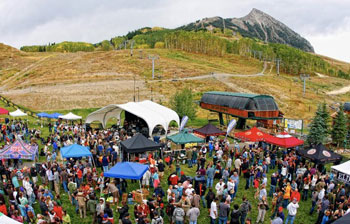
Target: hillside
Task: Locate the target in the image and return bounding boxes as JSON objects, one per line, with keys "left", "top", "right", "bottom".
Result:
{"left": 179, "top": 8, "right": 314, "bottom": 52}
{"left": 1, "top": 43, "right": 350, "bottom": 126}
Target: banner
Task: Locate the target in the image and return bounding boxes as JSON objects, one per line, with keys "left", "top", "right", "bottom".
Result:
{"left": 284, "top": 119, "right": 303, "bottom": 130}
{"left": 226, "top": 119, "right": 237, "bottom": 135}
{"left": 179, "top": 116, "right": 189, "bottom": 131}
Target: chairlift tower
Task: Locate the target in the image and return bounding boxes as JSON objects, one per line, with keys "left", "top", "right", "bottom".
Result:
{"left": 148, "top": 55, "right": 159, "bottom": 79}
{"left": 300, "top": 74, "right": 310, "bottom": 97}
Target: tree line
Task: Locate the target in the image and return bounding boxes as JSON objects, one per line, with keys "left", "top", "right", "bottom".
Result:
{"left": 20, "top": 28, "right": 348, "bottom": 78}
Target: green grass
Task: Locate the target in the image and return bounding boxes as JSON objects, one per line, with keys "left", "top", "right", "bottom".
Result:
{"left": 0, "top": 100, "right": 334, "bottom": 223}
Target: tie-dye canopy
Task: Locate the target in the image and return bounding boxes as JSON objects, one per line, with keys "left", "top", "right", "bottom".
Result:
{"left": 0, "top": 138, "right": 38, "bottom": 160}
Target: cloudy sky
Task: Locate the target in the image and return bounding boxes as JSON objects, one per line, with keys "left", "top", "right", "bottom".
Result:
{"left": 1, "top": 0, "right": 349, "bottom": 62}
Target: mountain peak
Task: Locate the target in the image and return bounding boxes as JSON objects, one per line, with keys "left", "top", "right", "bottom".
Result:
{"left": 179, "top": 8, "right": 314, "bottom": 52}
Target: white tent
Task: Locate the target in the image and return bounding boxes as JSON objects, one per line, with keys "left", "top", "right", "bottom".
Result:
{"left": 86, "top": 100, "right": 180, "bottom": 136}
{"left": 331, "top": 161, "right": 350, "bottom": 183}
{"left": 9, "top": 109, "right": 27, "bottom": 117}
{"left": 59, "top": 112, "right": 82, "bottom": 120}
{"left": 0, "top": 212, "right": 22, "bottom": 224}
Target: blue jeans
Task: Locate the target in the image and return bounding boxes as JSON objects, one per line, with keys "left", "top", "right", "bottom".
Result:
{"left": 188, "top": 159, "right": 192, "bottom": 168}
{"left": 72, "top": 197, "right": 79, "bottom": 213}
{"left": 310, "top": 201, "right": 316, "bottom": 214}
{"left": 285, "top": 215, "right": 295, "bottom": 224}
{"left": 207, "top": 177, "right": 213, "bottom": 188}
{"left": 249, "top": 176, "right": 254, "bottom": 187}
{"left": 201, "top": 195, "right": 206, "bottom": 208}
{"left": 103, "top": 165, "right": 109, "bottom": 172}
{"left": 62, "top": 181, "right": 68, "bottom": 193}
{"left": 271, "top": 159, "right": 276, "bottom": 169}
{"left": 283, "top": 198, "right": 289, "bottom": 208}
{"left": 176, "top": 221, "right": 184, "bottom": 224}
{"left": 218, "top": 216, "right": 227, "bottom": 224}
{"left": 232, "top": 184, "right": 238, "bottom": 198}
{"left": 190, "top": 221, "right": 197, "bottom": 224}
{"left": 269, "top": 185, "right": 276, "bottom": 197}
{"left": 240, "top": 213, "right": 247, "bottom": 224}
{"left": 210, "top": 217, "right": 216, "bottom": 224}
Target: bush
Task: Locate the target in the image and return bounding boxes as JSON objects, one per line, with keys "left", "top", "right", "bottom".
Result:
{"left": 154, "top": 42, "right": 165, "bottom": 49}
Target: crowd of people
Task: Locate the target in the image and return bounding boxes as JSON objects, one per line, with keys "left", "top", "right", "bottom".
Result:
{"left": 0, "top": 119, "right": 349, "bottom": 224}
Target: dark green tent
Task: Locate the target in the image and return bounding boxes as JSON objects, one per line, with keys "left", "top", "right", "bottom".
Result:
{"left": 166, "top": 130, "right": 204, "bottom": 144}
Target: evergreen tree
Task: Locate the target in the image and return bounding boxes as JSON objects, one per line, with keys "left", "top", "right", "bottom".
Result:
{"left": 331, "top": 105, "right": 347, "bottom": 147}
{"left": 170, "top": 87, "right": 197, "bottom": 120}
{"left": 320, "top": 103, "right": 330, "bottom": 134}
{"left": 307, "top": 105, "right": 327, "bottom": 146}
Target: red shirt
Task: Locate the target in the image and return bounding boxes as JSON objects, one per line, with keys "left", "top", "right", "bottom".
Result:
{"left": 0, "top": 204, "right": 7, "bottom": 215}
{"left": 53, "top": 205, "right": 63, "bottom": 220}
{"left": 170, "top": 175, "right": 179, "bottom": 185}
{"left": 77, "top": 169, "right": 83, "bottom": 179}
{"left": 291, "top": 191, "right": 301, "bottom": 202}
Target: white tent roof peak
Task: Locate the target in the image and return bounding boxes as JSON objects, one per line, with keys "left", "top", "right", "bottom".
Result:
{"left": 331, "top": 161, "right": 350, "bottom": 175}
{"left": 9, "top": 109, "right": 27, "bottom": 117}
{"left": 86, "top": 100, "right": 180, "bottom": 136}
{"left": 59, "top": 112, "right": 82, "bottom": 120}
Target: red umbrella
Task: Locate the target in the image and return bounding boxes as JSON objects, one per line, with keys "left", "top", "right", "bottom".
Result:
{"left": 234, "top": 127, "right": 272, "bottom": 142}
{"left": 0, "top": 108, "right": 9, "bottom": 115}
{"left": 264, "top": 132, "right": 304, "bottom": 148}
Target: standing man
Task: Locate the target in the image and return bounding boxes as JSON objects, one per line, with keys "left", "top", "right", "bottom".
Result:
{"left": 206, "top": 165, "right": 215, "bottom": 188}
{"left": 218, "top": 199, "right": 230, "bottom": 224}
{"left": 187, "top": 205, "right": 200, "bottom": 224}
{"left": 187, "top": 148, "right": 193, "bottom": 168}
{"left": 285, "top": 199, "right": 299, "bottom": 224}
{"left": 239, "top": 196, "right": 251, "bottom": 224}
{"left": 210, "top": 198, "right": 218, "bottom": 224}
{"left": 215, "top": 179, "right": 225, "bottom": 201}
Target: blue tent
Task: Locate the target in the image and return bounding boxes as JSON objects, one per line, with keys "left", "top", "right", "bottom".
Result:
{"left": 49, "top": 113, "right": 62, "bottom": 119}
{"left": 60, "top": 144, "right": 92, "bottom": 158}
{"left": 37, "top": 112, "right": 50, "bottom": 118}
{"left": 104, "top": 162, "right": 149, "bottom": 180}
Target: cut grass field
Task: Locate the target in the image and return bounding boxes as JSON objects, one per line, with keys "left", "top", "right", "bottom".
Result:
{"left": 0, "top": 96, "right": 346, "bottom": 224}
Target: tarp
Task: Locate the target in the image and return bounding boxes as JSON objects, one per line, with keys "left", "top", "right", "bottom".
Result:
{"left": 121, "top": 133, "right": 161, "bottom": 153}
{"left": 331, "top": 160, "right": 350, "bottom": 184}
{"left": 0, "top": 212, "right": 22, "bottom": 224}
{"left": 332, "top": 212, "right": 350, "bottom": 224}
{"left": 0, "top": 108, "right": 9, "bottom": 115}
{"left": 104, "top": 162, "right": 149, "bottom": 180}
{"left": 49, "top": 112, "right": 62, "bottom": 119}
{"left": 234, "top": 127, "right": 272, "bottom": 142}
{"left": 59, "top": 112, "right": 82, "bottom": 120}
{"left": 9, "top": 109, "right": 27, "bottom": 117}
{"left": 37, "top": 112, "right": 50, "bottom": 118}
{"left": 60, "top": 144, "right": 92, "bottom": 158}
{"left": 167, "top": 130, "right": 205, "bottom": 144}
{"left": 193, "top": 123, "right": 226, "bottom": 137}
{"left": 0, "top": 138, "right": 38, "bottom": 160}
{"left": 85, "top": 100, "right": 180, "bottom": 136}
{"left": 297, "top": 144, "right": 342, "bottom": 164}
{"left": 264, "top": 132, "right": 304, "bottom": 148}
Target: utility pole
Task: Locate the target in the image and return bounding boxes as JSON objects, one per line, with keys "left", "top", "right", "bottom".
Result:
{"left": 129, "top": 40, "right": 134, "bottom": 56}
{"left": 148, "top": 55, "right": 159, "bottom": 79}
{"left": 133, "top": 75, "right": 136, "bottom": 102}
{"left": 151, "top": 87, "right": 153, "bottom": 101}
{"left": 300, "top": 74, "right": 310, "bottom": 97}
{"left": 275, "top": 58, "right": 281, "bottom": 75}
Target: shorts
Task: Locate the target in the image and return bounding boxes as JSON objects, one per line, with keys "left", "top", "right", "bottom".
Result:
{"left": 142, "top": 179, "right": 149, "bottom": 186}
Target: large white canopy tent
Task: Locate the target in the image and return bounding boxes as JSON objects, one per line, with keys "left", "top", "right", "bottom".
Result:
{"left": 59, "top": 112, "right": 82, "bottom": 120}
{"left": 331, "top": 161, "right": 350, "bottom": 184}
{"left": 0, "top": 212, "right": 22, "bottom": 224}
{"left": 85, "top": 100, "right": 180, "bottom": 136}
{"left": 9, "top": 109, "right": 27, "bottom": 117}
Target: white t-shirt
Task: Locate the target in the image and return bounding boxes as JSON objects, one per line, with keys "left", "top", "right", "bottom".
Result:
{"left": 234, "top": 159, "right": 242, "bottom": 169}
{"left": 215, "top": 182, "right": 225, "bottom": 195}
{"left": 227, "top": 181, "right": 235, "bottom": 191}
{"left": 210, "top": 201, "right": 217, "bottom": 219}
{"left": 287, "top": 202, "right": 299, "bottom": 216}
{"left": 281, "top": 167, "right": 287, "bottom": 176}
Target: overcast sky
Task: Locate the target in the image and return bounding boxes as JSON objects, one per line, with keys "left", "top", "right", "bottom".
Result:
{"left": 1, "top": 0, "right": 349, "bottom": 62}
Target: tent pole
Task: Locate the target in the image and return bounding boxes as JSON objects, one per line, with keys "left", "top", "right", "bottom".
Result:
{"left": 139, "top": 179, "right": 144, "bottom": 202}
